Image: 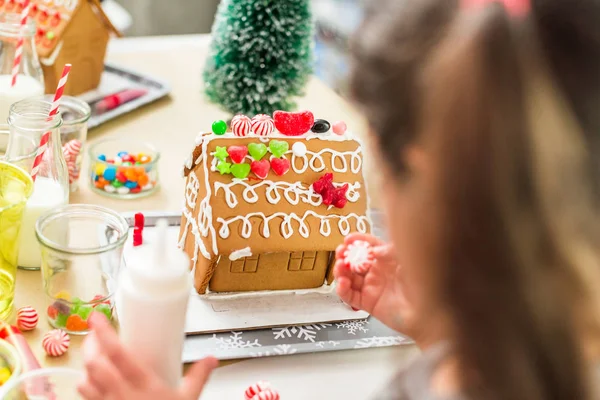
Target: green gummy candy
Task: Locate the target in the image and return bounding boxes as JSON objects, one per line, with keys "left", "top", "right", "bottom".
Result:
{"left": 95, "top": 303, "right": 112, "bottom": 320}
{"left": 230, "top": 163, "right": 250, "bottom": 179}
{"left": 77, "top": 305, "right": 94, "bottom": 320}
{"left": 212, "top": 120, "right": 227, "bottom": 135}
{"left": 55, "top": 313, "right": 68, "bottom": 328}
{"left": 112, "top": 180, "right": 124, "bottom": 188}
{"left": 216, "top": 161, "right": 231, "bottom": 175}
{"left": 269, "top": 140, "right": 289, "bottom": 158}
{"left": 248, "top": 143, "right": 268, "bottom": 161}
{"left": 71, "top": 297, "right": 84, "bottom": 313}
{"left": 214, "top": 146, "right": 229, "bottom": 162}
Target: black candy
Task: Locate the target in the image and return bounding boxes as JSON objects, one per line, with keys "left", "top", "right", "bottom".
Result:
{"left": 311, "top": 119, "right": 331, "bottom": 134}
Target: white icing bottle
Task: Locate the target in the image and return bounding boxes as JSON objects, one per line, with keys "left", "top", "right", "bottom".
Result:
{"left": 117, "top": 219, "right": 191, "bottom": 387}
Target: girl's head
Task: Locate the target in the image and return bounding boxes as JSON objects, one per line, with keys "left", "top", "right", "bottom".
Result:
{"left": 351, "top": 0, "right": 600, "bottom": 398}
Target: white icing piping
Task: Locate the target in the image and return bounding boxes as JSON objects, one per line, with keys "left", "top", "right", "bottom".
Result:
{"left": 229, "top": 247, "right": 252, "bottom": 261}
{"left": 198, "top": 280, "right": 337, "bottom": 299}
{"left": 216, "top": 211, "right": 369, "bottom": 240}
{"left": 214, "top": 179, "right": 361, "bottom": 209}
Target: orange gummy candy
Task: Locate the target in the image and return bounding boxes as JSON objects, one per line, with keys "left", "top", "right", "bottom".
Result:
{"left": 66, "top": 314, "right": 88, "bottom": 331}
{"left": 124, "top": 169, "right": 138, "bottom": 181}
{"left": 137, "top": 174, "right": 149, "bottom": 186}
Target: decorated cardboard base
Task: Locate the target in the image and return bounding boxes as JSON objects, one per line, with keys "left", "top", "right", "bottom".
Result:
{"left": 122, "top": 221, "right": 369, "bottom": 335}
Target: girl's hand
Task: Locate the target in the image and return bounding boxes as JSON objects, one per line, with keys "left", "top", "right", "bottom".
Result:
{"left": 78, "top": 313, "right": 218, "bottom": 400}
{"left": 334, "top": 233, "right": 426, "bottom": 346}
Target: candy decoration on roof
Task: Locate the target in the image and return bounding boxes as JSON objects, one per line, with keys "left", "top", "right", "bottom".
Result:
{"left": 268, "top": 140, "right": 288, "bottom": 158}
{"left": 291, "top": 142, "right": 307, "bottom": 157}
{"left": 227, "top": 146, "right": 248, "bottom": 164}
{"left": 212, "top": 120, "right": 227, "bottom": 136}
{"left": 16, "top": 306, "right": 38, "bottom": 331}
{"left": 248, "top": 143, "right": 268, "bottom": 161}
{"left": 343, "top": 240, "right": 374, "bottom": 275}
{"left": 312, "top": 173, "right": 349, "bottom": 209}
{"left": 273, "top": 110, "right": 314, "bottom": 136}
{"left": 270, "top": 158, "right": 290, "bottom": 176}
{"left": 244, "top": 381, "right": 280, "bottom": 400}
{"left": 42, "top": 329, "right": 70, "bottom": 357}
{"left": 231, "top": 163, "right": 251, "bottom": 179}
{"left": 332, "top": 121, "right": 347, "bottom": 136}
{"left": 251, "top": 160, "right": 270, "bottom": 179}
{"left": 231, "top": 114, "right": 251, "bottom": 137}
{"left": 311, "top": 119, "right": 331, "bottom": 134}
{"left": 251, "top": 114, "right": 274, "bottom": 136}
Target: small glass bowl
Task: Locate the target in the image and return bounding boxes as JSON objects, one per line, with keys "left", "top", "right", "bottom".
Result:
{"left": 0, "top": 340, "right": 22, "bottom": 389}
{"left": 36, "top": 204, "right": 128, "bottom": 335}
{"left": 0, "top": 367, "right": 84, "bottom": 399}
{"left": 88, "top": 138, "right": 160, "bottom": 199}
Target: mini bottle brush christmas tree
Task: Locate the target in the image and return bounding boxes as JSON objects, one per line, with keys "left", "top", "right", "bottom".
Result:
{"left": 203, "top": 0, "right": 313, "bottom": 116}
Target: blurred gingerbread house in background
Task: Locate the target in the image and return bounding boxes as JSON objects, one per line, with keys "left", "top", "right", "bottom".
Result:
{"left": 0, "top": 0, "right": 121, "bottom": 95}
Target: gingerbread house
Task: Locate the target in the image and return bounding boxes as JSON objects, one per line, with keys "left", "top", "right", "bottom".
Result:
{"left": 179, "top": 112, "right": 372, "bottom": 294}
{"left": 0, "top": 0, "right": 121, "bottom": 95}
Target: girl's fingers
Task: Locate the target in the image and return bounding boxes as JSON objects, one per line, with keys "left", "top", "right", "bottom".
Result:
{"left": 335, "top": 276, "right": 355, "bottom": 305}
{"left": 180, "top": 357, "right": 219, "bottom": 400}
{"left": 88, "top": 312, "right": 148, "bottom": 386}
{"left": 77, "top": 381, "right": 105, "bottom": 400}
{"left": 371, "top": 243, "right": 396, "bottom": 261}
{"left": 84, "top": 355, "right": 123, "bottom": 397}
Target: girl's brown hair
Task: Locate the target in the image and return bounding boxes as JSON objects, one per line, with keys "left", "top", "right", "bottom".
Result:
{"left": 351, "top": 0, "right": 600, "bottom": 399}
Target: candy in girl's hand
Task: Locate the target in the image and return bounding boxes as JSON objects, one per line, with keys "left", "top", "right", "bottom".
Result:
{"left": 42, "top": 329, "right": 70, "bottom": 357}
{"left": 343, "top": 240, "right": 374, "bottom": 275}
{"left": 244, "top": 381, "right": 280, "bottom": 400}
{"left": 16, "top": 306, "right": 38, "bottom": 331}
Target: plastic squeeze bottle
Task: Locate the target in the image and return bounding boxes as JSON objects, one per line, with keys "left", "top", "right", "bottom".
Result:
{"left": 117, "top": 219, "right": 191, "bottom": 387}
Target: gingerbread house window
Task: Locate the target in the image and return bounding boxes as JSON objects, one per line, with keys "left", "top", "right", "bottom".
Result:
{"left": 230, "top": 254, "right": 260, "bottom": 273}
{"left": 287, "top": 251, "right": 317, "bottom": 271}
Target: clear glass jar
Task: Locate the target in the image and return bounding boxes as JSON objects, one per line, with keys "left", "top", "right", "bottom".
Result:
{"left": 0, "top": 13, "right": 44, "bottom": 125}
{"left": 6, "top": 98, "right": 69, "bottom": 270}
{"left": 36, "top": 204, "right": 128, "bottom": 335}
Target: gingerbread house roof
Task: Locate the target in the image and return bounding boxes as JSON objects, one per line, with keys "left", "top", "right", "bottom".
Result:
{"left": 179, "top": 130, "right": 372, "bottom": 277}
{"left": 0, "top": 0, "right": 121, "bottom": 59}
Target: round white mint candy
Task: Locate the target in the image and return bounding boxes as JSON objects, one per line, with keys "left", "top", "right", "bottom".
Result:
{"left": 292, "top": 142, "right": 307, "bottom": 157}
{"left": 117, "top": 187, "right": 130, "bottom": 195}
{"left": 142, "top": 183, "right": 154, "bottom": 191}
{"left": 104, "top": 185, "right": 116, "bottom": 193}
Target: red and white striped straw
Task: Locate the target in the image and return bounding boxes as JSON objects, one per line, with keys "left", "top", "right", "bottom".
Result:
{"left": 11, "top": 0, "right": 31, "bottom": 87}
{"left": 30, "top": 64, "right": 71, "bottom": 181}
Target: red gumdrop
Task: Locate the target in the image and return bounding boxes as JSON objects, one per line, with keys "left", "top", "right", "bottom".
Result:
{"left": 116, "top": 172, "right": 127, "bottom": 183}
{"left": 312, "top": 173, "right": 333, "bottom": 194}
{"left": 130, "top": 187, "right": 142, "bottom": 194}
{"left": 312, "top": 174, "right": 348, "bottom": 208}
{"left": 251, "top": 160, "right": 270, "bottom": 180}
{"left": 133, "top": 227, "right": 143, "bottom": 247}
{"left": 270, "top": 158, "right": 290, "bottom": 176}
{"left": 47, "top": 305, "right": 58, "bottom": 320}
{"left": 134, "top": 213, "right": 145, "bottom": 229}
{"left": 273, "top": 110, "right": 315, "bottom": 136}
{"left": 227, "top": 146, "right": 248, "bottom": 164}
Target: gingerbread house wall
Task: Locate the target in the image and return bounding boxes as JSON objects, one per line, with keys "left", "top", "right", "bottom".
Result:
{"left": 42, "top": 0, "right": 109, "bottom": 95}
{"left": 180, "top": 136, "right": 371, "bottom": 294}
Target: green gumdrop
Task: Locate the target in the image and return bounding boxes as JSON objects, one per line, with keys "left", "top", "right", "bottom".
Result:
{"left": 230, "top": 163, "right": 251, "bottom": 179}
{"left": 55, "top": 313, "right": 68, "bottom": 328}
{"left": 212, "top": 120, "right": 227, "bottom": 135}
{"left": 95, "top": 303, "right": 112, "bottom": 320}
{"left": 112, "top": 180, "right": 124, "bottom": 188}
{"left": 71, "top": 297, "right": 84, "bottom": 313}
{"left": 77, "top": 305, "right": 94, "bottom": 320}
{"left": 248, "top": 143, "right": 268, "bottom": 161}
{"left": 269, "top": 140, "right": 289, "bottom": 158}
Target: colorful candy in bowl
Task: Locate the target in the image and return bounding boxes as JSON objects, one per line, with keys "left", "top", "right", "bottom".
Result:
{"left": 47, "top": 292, "right": 113, "bottom": 334}
{"left": 88, "top": 138, "right": 159, "bottom": 199}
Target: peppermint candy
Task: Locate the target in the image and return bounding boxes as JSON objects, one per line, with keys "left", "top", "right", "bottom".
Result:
{"left": 62, "top": 139, "right": 82, "bottom": 183}
{"left": 343, "top": 240, "right": 374, "bottom": 275}
{"left": 16, "top": 306, "right": 38, "bottom": 331}
{"left": 251, "top": 114, "right": 274, "bottom": 136}
{"left": 244, "top": 381, "right": 280, "bottom": 400}
{"left": 42, "top": 329, "right": 70, "bottom": 357}
{"left": 232, "top": 115, "right": 252, "bottom": 137}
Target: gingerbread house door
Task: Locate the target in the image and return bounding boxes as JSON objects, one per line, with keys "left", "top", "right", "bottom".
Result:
{"left": 209, "top": 251, "right": 332, "bottom": 293}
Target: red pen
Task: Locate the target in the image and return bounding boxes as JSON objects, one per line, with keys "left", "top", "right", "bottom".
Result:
{"left": 93, "top": 88, "right": 148, "bottom": 114}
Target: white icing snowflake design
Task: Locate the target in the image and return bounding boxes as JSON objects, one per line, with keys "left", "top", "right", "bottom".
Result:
{"left": 336, "top": 320, "right": 369, "bottom": 335}
{"left": 213, "top": 332, "right": 261, "bottom": 350}
{"left": 315, "top": 341, "right": 342, "bottom": 349}
{"left": 250, "top": 344, "right": 298, "bottom": 358}
{"left": 272, "top": 324, "right": 332, "bottom": 343}
{"left": 343, "top": 240, "right": 374, "bottom": 274}
{"left": 354, "top": 336, "right": 409, "bottom": 349}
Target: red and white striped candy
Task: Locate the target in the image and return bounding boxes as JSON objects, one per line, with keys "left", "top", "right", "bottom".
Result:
{"left": 62, "top": 139, "right": 82, "bottom": 162}
{"left": 42, "top": 329, "right": 70, "bottom": 357}
{"left": 16, "top": 306, "right": 38, "bottom": 331}
{"left": 343, "top": 240, "right": 374, "bottom": 275}
{"left": 231, "top": 115, "right": 251, "bottom": 137}
{"left": 244, "top": 381, "right": 279, "bottom": 400}
{"left": 251, "top": 114, "right": 274, "bottom": 136}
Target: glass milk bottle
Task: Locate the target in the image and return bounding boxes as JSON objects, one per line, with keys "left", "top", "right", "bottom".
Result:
{"left": 6, "top": 98, "right": 69, "bottom": 270}
{"left": 0, "top": 13, "right": 45, "bottom": 124}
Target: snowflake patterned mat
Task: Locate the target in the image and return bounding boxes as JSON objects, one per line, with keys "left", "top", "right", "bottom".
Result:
{"left": 183, "top": 316, "right": 413, "bottom": 362}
